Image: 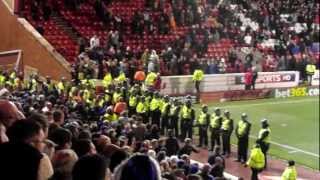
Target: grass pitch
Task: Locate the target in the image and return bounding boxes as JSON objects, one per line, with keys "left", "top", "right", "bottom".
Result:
{"left": 193, "top": 96, "right": 319, "bottom": 169}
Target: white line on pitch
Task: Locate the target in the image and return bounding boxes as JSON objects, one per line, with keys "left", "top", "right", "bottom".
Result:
{"left": 250, "top": 135, "right": 320, "bottom": 158}
{"left": 288, "top": 150, "right": 299, "bottom": 154}
{"left": 216, "top": 98, "right": 318, "bottom": 109}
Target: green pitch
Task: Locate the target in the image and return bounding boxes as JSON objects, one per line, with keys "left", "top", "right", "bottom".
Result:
{"left": 193, "top": 96, "right": 319, "bottom": 170}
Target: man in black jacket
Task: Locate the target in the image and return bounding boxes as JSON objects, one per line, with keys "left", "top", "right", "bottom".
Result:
{"left": 165, "top": 129, "right": 180, "bottom": 156}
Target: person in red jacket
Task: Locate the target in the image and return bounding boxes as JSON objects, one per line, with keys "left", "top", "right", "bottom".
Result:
{"left": 244, "top": 69, "right": 253, "bottom": 90}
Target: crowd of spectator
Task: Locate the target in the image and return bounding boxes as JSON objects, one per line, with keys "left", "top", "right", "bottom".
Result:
{"left": 25, "top": 0, "right": 319, "bottom": 78}
{"left": 0, "top": 67, "right": 234, "bottom": 180}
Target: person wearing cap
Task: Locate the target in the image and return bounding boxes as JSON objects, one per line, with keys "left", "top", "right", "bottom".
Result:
{"left": 246, "top": 143, "right": 265, "bottom": 180}
{"left": 221, "top": 110, "right": 234, "bottom": 157}
{"left": 197, "top": 104, "right": 210, "bottom": 148}
{"left": 160, "top": 95, "right": 171, "bottom": 135}
{"left": 209, "top": 108, "right": 223, "bottom": 151}
{"left": 192, "top": 68, "right": 204, "bottom": 103}
{"left": 169, "top": 98, "right": 181, "bottom": 137}
{"left": 257, "top": 118, "right": 271, "bottom": 168}
{"left": 281, "top": 160, "right": 297, "bottom": 180}
{"left": 235, "top": 113, "right": 251, "bottom": 163}
{"left": 180, "top": 99, "right": 195, "bottom": 140}
{"left": 150, "top": 91, "right": 161, "bottom": 127}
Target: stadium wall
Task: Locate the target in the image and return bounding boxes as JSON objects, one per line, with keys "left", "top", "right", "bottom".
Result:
{"left": 0, "top": 1, "right": 71, "bottom": 80}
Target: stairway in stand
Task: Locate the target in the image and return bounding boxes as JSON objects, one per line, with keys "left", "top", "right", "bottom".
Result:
{"left": 51, "top": 12, "right": 80, "bottom": 43}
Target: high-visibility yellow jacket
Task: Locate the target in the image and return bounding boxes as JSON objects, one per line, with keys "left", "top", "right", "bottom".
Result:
{"left": 103, "top": 73, "right": 113, "bottom": 87}
{"left": 306, "top": 64, "right": 316, "bottom": 75}
{"left": 281, "top": 166, "right": 297, "bottom": 180}
{"left": 258, "top": 128, "right": 271, "bottom": 144}
{"left": 192, "top": 69, "right": 204, "bottom": 81}
{"left": 145, "top": 72, "right": 157, "bottom": 86}
{"left": 247, "top": 147, "right": 265, "bottom": 169}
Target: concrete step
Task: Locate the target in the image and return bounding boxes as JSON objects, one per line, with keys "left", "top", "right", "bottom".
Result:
{"left": 50, "top": 11, "right": 80, "bottom": 43}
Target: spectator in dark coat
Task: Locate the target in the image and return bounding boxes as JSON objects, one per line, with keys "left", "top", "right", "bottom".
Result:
{"left": 165, "top": 129, "right": 180, "bottom": 156}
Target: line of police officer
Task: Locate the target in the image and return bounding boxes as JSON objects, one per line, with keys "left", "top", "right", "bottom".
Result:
{"left": 1, "top": 70, "right": 271, "bottom": 168}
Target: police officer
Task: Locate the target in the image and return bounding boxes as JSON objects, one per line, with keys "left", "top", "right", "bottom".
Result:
{"left": 128, "top": 89, "right": 139, "bottom": 116}
{"left": 161, "top": 95, "right": 171, "bottom": 135}
{"left": 221, "top": 110, "right": 234, "bottom": 157}
{"left": 281, "top": 160, "right": 297, "bottom": 180}
{"left": 197, "top": 104, "right": 210, "bottom": 148}
{"left": 306, "top": 61, "right": 316, "bottom": 85}
{"left": 180, "top": 99, "right": 195, "bottom": 140}
{"left": 150, "top": 91, "right": 161, "bottom": 127}
{"left": 235, "top": 113, "right": 251, "bottom": 163}
{"left": 257, "top": 119, "right": 271, "bottom": 168}
{"left": 210, "top": 108, "right": 223, "bottom": 151}
{"left": 246, "top": 143, "right": 265, "bottom": 180}
{"left": 192, "top": 68, "right": 204, "bottom": 103}
{"left": 136, "top": 96, "right": 148, "bottom": 123}
{"left": 169, "top": 98, "right": 181, "bottom": 137}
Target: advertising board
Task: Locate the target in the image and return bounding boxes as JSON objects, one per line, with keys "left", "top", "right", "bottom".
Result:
{"left": 274, "top": 86, "right": 319, "bottom": 98}
{"left": 161, "top": 71, "right": 300, "bottom": 95}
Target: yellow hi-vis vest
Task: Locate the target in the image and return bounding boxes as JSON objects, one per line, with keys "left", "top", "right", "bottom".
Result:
{"left": 104, "top": 113, "right": 118, "bottom": 122}
{"left": 170, "top": 105, "right": 178, "bottom": 116}
{"left": 150, "top": 98, "right": 160, "bottom": 111}
{"left": 136, "top": 102, "right": 147, "bottom": 113}
{"left": 281, "top": 166, "right": 297, "bottom": 180}
{"left": 210, "top": 115, "right": 221, "bottom": 128}
{"left": 198, "top": 111, "right": 208, "bottom": 125}
{"left": 181, "top": 105, "right": 192, "bottom": 119}
{"left": 247, "top": 147, "right": 265, "bottom": 169}
{"left": 145, "top": 72, "right": 157, "bottom": 86}
{"left": 237, "top": 120, "right": 248, "bottom": 137}
{"left": 306, "top": 64, "right": 316, "bottom": 75}
{"left": 0, "top": 75, "right": 5, "bottom": 86}
{"left": 129, "top": 95, "right": 138, "bottom": 107}
{"left": 258, "top": 128, "right": 271, "bottom": 143}
{"left": 30, "top": 79, "right": 37, "bottom": 92}
{"left": 161, "top": 102, "right": 170, "bottom": 115}
{"left": 222, "top": 118, "right": 232, "bottom": 131}
{"left": 115, "top": 72, "right": 126, "bottom": 83}
{"left": 192, "top": 69, "right": 204, "bottom": 81}
{"left": 103, "top": 73, "right": 113, "bottom": 87}
{"left": 113, "top": 92, "right": 122, "bottom": 103}
{"left": 57, "top": 82, "right": 65, "bottom": 93}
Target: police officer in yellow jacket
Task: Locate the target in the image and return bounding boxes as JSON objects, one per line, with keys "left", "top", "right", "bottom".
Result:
{"left": 150, "top": 91, "right": 161, "bottom": 127}
{"left": 246, "top": 143, "right": 265, "bottom": 180}
{"left": 306, "top": 61, "right": 316, "bottom": 85}
{"left": 257, "top": 119, "right": 271, "bottom": 169}
{"left": 236, "top": 113, "right": 251, "bottom": 163}
{"left": 169, "top": 98, "right": 181, "bottom": 137}
{"left": 136, "top": 96, "right": 148, "bottom": 123}
{"left": 197, "top": 104, "right": 210, "bottom": 148}
{"left": 221, "top": 110, "right": 234, "bottom": 157}
{"left": 210, "top": 108, "right": 223, "bottom": 151}
{"left": 161, "top": 95, "right": 171, "bottom": 135}
{"left": 128, "top": 90, "right": 139, "bottom": 116}
{"left": 180, "top": 99, "right": 195, "bottom": 140}
{"left": 104, "top": 106, "right": 118, "bottom": 123}
{"left": 281, "top": 160, "right": 297, "bottom": 180}
{"left": 192, "top": 68, "right": 204, "bottom": 103}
